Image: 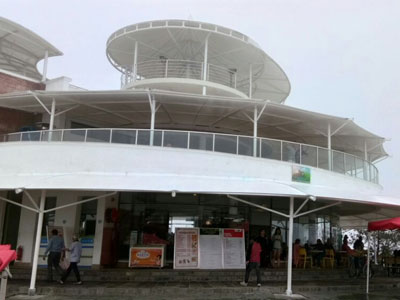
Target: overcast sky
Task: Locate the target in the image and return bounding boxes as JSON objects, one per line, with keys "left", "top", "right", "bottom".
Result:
{"left": 1, "top": 0, "right": 399, "bottom": 196}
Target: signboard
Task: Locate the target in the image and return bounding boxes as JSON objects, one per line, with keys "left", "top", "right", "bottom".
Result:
{"left": 174, "top": 228, "right": 199, "bottom": 269}
{"left": 222, "top": 229, "right": 246, "bottom": 269}
{"left": 292, "top": 166, "right": 311, "bottom": 183}
{"left": 129, "top": 246, "right": 165, "bottom": 268}
{"left": 199, "top": 228, "right": 223, "bottom": 269}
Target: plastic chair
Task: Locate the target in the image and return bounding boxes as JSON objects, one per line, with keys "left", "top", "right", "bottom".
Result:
{"left": 298, "top": 248, "right": 313, "bottom": 269}
{"left": 322, "top": 249, "right": 335, "bottom": 268}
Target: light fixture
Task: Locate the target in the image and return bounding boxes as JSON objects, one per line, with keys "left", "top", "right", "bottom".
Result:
{"left": 15, "top": 188, "right": 24, "bottom": 194}
{"left": 307, "top": 195, "right": 317, "bottom": 202}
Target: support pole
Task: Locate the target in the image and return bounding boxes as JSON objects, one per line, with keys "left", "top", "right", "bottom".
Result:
{"left": 327, "top": 123, "right": 332, "bottom": 170}
{"left": 133, "top": 41, "right": 138, "bottom": 82}
{"left": 148, "top": 92, "right": 156, "bottom": 146}
{"left": 41, "top": 50, "right": 48, "bottom": 82}
{"left": 48, "top": 98, "right": 56, "bottom": 141}
{"left": 286, "top": 197, "right": 294, "bottom": 296}
{"left": 202, "top": 36, "right": 209, "bottom": 95}
{"left": 0, "top": 270, "right": 8, "bottom": 300}
{"left": 28, "top": 190, "right": 46, "bottom": 296}
{"left": 366, "top": 231, "right": 371, "bottom": 294}
{"left": 253, "top": 105, "right": 258, "bottom": 157}
{"left": 249, "top": 64, "right": 253, "bottom": 98}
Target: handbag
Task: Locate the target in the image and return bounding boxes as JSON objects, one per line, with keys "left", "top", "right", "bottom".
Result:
{"left": 59, "top": 258, "right": 70, "bottom": 270}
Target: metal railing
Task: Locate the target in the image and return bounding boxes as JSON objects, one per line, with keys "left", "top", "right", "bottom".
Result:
{"left": 1, "top": 128, "right": 379, "bottom": 184}
{"left": 121, "top": 59, "right": 239, "bottom": 92}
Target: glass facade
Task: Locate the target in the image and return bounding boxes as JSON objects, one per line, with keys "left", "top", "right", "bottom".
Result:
{"left": 116, "top": 193, "right": 341, "bottom": 262}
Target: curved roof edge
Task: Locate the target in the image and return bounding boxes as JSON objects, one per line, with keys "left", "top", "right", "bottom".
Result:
{"left": 0, "top": 17, "right": 63, "bottom": 80}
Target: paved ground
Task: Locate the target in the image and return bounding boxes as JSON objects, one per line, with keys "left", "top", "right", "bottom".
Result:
{"left": 7, "top": 289, "right": 400, "bottom": 300}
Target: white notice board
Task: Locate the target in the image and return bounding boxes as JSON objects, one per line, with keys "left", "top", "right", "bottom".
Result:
{"left": 199, "top": 228, "right": 223, "bottom": 269}
{"left": 222, "top": 229, "right": 246, "bottom": 269}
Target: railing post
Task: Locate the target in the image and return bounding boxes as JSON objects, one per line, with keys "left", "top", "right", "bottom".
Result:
{"left": 299, "top": 144, "right": 302, "bottom": 164}
{"left": 212, "top": 134, "right": 215, "bottom": 152}
{"left": 161, "top": 130, "right": 164, "bottom": 147}
{"left": 84, "top": 129, "right": 88, "bottom": 142}
{"left": 61, "top": 129, "right": 64, "bottom": 142}
{"left": 280, "top": 140, "right": 283, "bottom": 161}
{"left": 234, "top": 72, "right": 237, "bottom": 89}
{"left": 187, "top": 132, "right": 190, "bottom": 149}
{"left": 259, "top": 138, "right": 262, "bottom": 158}
{"left": 236, "top": 136, "right": 239, "bottom": 155}
{"left": 109, "top": 129, "right": 113, "bottom": 143}
{"left": 165, "top": 60, "right": 168, "bottom": 78}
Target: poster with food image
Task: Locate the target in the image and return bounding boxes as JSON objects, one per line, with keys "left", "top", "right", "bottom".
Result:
{"left": 174, "top": 228, "right": 199, "bottom": 269}
{"left": 129, "top": 246, "right": 165, "bottom": 268}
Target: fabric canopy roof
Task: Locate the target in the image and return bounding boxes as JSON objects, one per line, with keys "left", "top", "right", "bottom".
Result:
{"left": 107, "top": 20, "right": 290, "bottom": 103}
{"left": 368, "top": 217, "right": 400, "bottom": 231}
{"left": 0, "top": 17, "right": 62, "bottom": 80}
{"left": 0, "top": 88, "right": 388, "bottom": 162}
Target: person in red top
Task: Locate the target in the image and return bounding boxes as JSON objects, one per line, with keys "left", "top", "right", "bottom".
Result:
{"left": 240, "top": 237, "right": 262, "bottom": 287}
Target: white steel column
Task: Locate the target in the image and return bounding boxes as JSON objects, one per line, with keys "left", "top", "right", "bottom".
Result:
{"left": 41, "top": 50, "right": 48, "bottom": 82}
{"left": 149, "top": 97, "right": 156, "bottom": 146}
{"left": 28, "top": 190, "right": 46, "bottom": 296}
{"left": 48, "top": 98, "right": 56, "bottom": 141}
{"left": 133, "top": 41, "right": 138, "bottom": 82}
{"left": 202, "top": 36, "right": 209, "bottom": 95}
{"left": 286, "top": 197, "right": 294, "bottom": 296}
{"left": 249, "top": 64, "right": 253, "bottom": 98}
{"left": 253, "top": 105, "right": 258, "bottom": 157}
{"left": 327, "top": 123, "right": 332, "bottom": 170}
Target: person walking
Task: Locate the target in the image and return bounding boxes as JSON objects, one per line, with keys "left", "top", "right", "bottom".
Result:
{"left": 240, "top": 237, "right": 262, "bottom": 287}
{"left": 59, "top": 235, "right": 82, "bottom": 285}
{"left": 43, "top": 229, "right": 65, "bottom": 282}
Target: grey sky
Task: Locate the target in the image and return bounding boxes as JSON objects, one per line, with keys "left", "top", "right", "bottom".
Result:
{"left": 1, "top": 0, "right": 399, "bottom": 196}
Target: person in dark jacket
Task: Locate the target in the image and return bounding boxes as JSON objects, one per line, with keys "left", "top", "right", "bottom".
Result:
{"left": 258, "top": 229, "right": 268, "bottom": 268}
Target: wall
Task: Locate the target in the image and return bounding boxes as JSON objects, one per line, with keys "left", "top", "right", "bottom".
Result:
{"left": 0, "top": 71, "right": 44, "bottom": 135}
{"left": 0, "top": 71, "right": 44, "bottom": 94}
{"left": 0, "top": 107, "right": 40, "bottom": 135}
{"left": 0, "top": 142, "right": 383, "bottom": 204}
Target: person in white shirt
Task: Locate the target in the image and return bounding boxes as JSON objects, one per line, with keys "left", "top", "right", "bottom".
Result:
{"left": 59, "top": 235, "right": 82, "bottom": 285}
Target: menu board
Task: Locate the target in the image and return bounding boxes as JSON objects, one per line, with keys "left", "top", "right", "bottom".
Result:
{"left": 199, "top": 228, "right": 223, "bottom": 269}
{"left": 174, "top": 228, "right": 199, "bottom": 269}
{"left": 129, "top": 246, "right": 165, "bottom": 268}
{"left": 222, "top": 229, "right": 246, "bottom": 269}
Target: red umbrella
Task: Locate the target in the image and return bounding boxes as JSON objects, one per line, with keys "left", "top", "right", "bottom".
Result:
{"left": 368, "top": 217, "right": 400, "bottom": 232}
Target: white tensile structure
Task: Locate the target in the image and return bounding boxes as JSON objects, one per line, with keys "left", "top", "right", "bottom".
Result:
{"left": 0, "top": 19, "right": 398, "bottom": 296}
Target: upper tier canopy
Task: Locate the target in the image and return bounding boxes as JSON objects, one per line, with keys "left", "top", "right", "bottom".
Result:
{"left": 0, "top": 89, "right": 387, "bottom": 162}
{"left": 107, "top": 19, "right": 291, "bottom": 103}
{"left": 0, "top": 17, "right": 62, "bottom": 81}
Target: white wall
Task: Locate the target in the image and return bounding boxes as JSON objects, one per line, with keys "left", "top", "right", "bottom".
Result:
{"left": 0, "top": 143, "right": 383, "bottom": 206}
{"left": 16, "top": 191, "right": 39, "bottom": 263}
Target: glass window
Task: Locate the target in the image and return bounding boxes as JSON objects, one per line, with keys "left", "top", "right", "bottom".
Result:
{"left": 79, "top": 199, "right": 97, "bottom": 236}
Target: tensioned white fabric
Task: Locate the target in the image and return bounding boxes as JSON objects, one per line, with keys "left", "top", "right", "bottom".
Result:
{"left": 106, "top": 20, "right": 291, "bottom": 103}
{"left": 0, "top": 88, "right": 387, "bottom": 162}
{"left": 0, "top": 17, "right": 62, "bottom": 80}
